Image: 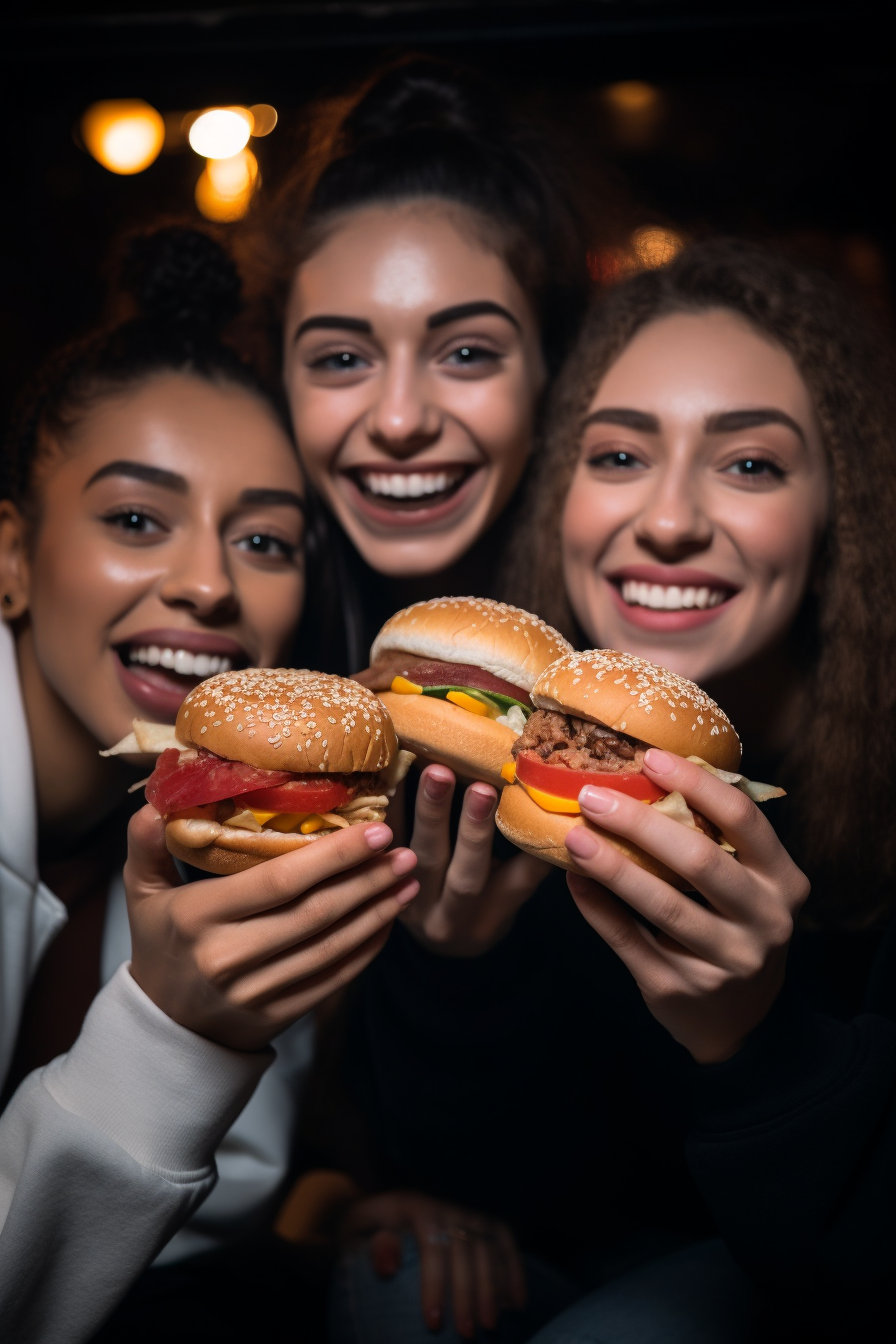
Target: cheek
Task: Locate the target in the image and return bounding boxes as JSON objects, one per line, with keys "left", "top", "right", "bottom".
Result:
{"left": 561, "top": 473, "right": 623, "bottom": 570}
{"left": 234, "top": 567, "right": 306, "bottom": 661}
{"left": 727, "top": 493, "right": 822, "bottom": 589}
{"left": 289, "top": 383, "right": 359, "bottom": 481}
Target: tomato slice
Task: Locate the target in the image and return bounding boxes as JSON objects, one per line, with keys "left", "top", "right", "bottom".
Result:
{"left": 146, "top": 749, "right": 294, "bottom": 814}
{"left": 238, "top": 779, "right": 353, "bottom": 814}
{"left": 514, "top": 749, "right": 667, "bottom": 804}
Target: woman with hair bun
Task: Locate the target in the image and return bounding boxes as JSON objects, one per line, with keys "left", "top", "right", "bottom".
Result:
{"left": 0, "top": 226, "right": 420, "bottom": 1342}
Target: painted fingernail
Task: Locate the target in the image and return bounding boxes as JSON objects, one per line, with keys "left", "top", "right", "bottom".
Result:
{"left": 644, "top": 748, "right": 675, "bottom": 775}
{"left": 424, "top": 772, "right": 452, "bottom": 803}
{"left": 578, "top": 785, "right": 616, "bottom": 814}
{"left": 565, "top": 825, "right": 601, "bottom": 858}
{"left": 391, "top": 848, "right": 417, "bottom": 877}
{"left": 468, "top": 785, "right": 496, "bottom": 822}
{"left": 364, "top": 823, "right": 392, "bottom": 850}
{"left": 395, "top": 878, "right": 420, "bottom": 908}
{"left": 426, "top": 1306, "right": 442, "bottom": 1332}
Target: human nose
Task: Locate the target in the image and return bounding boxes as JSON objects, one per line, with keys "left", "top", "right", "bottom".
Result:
{"left": 365, "top": 355, "right": 441, "bottom": 457}
{"left": 633, "top": 463, "right": 713, "bottom": 560}
{"left": 158, "top": 530, "right": 238, "bottom": 621}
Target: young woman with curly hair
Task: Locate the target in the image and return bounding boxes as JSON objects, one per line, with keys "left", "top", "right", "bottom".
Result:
{"left": 346, "top": 240, "right": 896, "bottom": 1342}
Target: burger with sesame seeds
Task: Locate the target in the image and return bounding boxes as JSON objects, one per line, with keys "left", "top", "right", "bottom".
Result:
{"left": 357, "top": 597, "right": 572, "bottom": 787}
{"left": 496, "top": 649, "right": 781, "bottom": 885}
{"left": 126, "top": 668, "right": 411, "bottom": 874}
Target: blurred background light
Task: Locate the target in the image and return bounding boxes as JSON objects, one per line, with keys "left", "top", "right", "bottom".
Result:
{"left": 188, "top": 108, "right": 253, "bottom": 159}
{"left": 80, "top": 100, "right": 165, "bottom": 175}
{"left": 248, "top": 104, "right": 278, "bottom": 137}
{"left": 195, "top": 148, "right": 259, "bottom": 221}
{"left": 631, "top": 225, "right": 684, "bottom": 269}
{"left": 601, "top": 80, "right": 664, "bottom": 151}
{"left": 603, "top": 81, "right": 659, "bottom": 114}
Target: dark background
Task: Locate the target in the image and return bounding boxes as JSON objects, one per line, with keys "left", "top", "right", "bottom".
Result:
{"left": 2, "top": 1, "right": 893, "bottom": 427}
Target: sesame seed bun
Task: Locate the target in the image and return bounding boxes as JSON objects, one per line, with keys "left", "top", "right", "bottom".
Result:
{"left": 533, "top": 650, "right": 741, "bottom": 772}
{"left": 370, "top": 597, "right": 572, "bottom": 694}
{"left": 495, "top": 783, "right": 689, "bottom": 890}
{"left": 176, "top": 668, "right": 397, "bottom": 774}
{"left": 378, "top": 690, "right": 519, "bottom": 788}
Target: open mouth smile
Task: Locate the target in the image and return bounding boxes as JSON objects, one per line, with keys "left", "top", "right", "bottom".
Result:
{"left": 347, "top": 464, "right": 476, "bottom": 510}
{"left": 605, "top": 569, "right": 740, "bottom": 632}
{"left": 112, "top": 631, "right": 249, "bottom": 721}
{"left": 619, "top": 580, "right": 731, "bottom": 612}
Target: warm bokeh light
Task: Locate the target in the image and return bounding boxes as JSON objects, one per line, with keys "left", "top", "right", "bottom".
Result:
{"left": 248, "top": 104, "right": 278, "bottom": 137}
{"left": 195, "top": 148, "right": 259, "bottom": 222}
{"left": 603, "top": 81, "right": 660, "bottom": 114}
{"left": 189, "top": 108, "right": 253, "bottom": 160}
{"left": 631, "top": 226, "right": 684, "bottom": 269}
{"left": 81, "top": 100, "right": 165, "bottom": 175}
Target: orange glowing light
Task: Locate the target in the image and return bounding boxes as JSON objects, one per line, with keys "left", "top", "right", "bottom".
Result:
{"left": 195, "top": 148, "right": 259, "bottom": 222}
{"left": 189, "top": 107, "right": 253, "bottom": 159}
{"left": 81, "top": 100, "right": 165, "bottom": 175}
{"left": 248, "top": 104, "right": 278, "bottom": 137}
{"left": 631, "top": 226, "right": 684, "bottom": 270}
{"left": 603, "top": 82, "right": 660, "bottom": 114}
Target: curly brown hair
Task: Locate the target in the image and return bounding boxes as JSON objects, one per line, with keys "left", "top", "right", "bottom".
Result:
{"left": 507, "top": 238, "right": 896, "bottom": 926}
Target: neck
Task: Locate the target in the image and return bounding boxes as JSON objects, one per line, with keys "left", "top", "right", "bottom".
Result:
{"left": 704, "top": 639, "right": 807, "bottom": 767}
{"left": 15, "top": 624, "right": 133, "bottom": 855}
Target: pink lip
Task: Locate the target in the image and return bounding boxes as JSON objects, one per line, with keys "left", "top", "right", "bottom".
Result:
{"left": 111, "top": 629, "right": 250, "bottom": 723}
{"left": 113, "top": 654, "right": 193, "bottom": 722}
{"left": 114, "top": 628, "right": 248, "bottom": 656}
{"left": 605, "top": 573, "right": 739, "bottom": 634}
{"left": 339, "top": 467, "right": 483, "bottom": 530}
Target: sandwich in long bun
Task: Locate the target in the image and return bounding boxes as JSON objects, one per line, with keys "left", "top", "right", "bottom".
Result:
{"left": 496, "top": 649, "right": 782, "bottom": 885}
{"left": 358, "top": 597, "right": 572, "bottom": 787}
{"left": 107, "top": 669, "right": 410, "bottom": 874}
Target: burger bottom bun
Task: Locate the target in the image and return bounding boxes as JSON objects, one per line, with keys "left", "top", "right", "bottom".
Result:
{"left": 378, "top": 691, "right": 518, "bottom": 789}
{"left": 495, "top": 785, "right": 690, "bottom": 891}
{"left": 165, "top": 816, "right": 322, "bottom": 876}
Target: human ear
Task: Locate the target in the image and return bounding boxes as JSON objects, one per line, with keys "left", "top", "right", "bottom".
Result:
{"left": 0, "top": 501, "right": 32, "bottom": 621}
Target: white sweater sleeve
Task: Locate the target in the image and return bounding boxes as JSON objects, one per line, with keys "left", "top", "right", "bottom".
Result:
{"left": 0, "top": 964, "right": 272, "bottom": 1344}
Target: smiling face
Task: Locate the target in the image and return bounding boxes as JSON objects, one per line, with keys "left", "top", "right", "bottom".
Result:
{"left": 284, "top": 201, "right": 546, "bottom": 577}
{"left": 4, "top": 372, "right": 305, "bottom": 745}
{"left": 561, "top": 309, "right": 830, "bottom": 688}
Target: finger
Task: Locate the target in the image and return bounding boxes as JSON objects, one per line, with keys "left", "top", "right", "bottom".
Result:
{"left": 568, "top": 871, "right": 680, "bottom": 985}
{"left": 476, "top": 851, "right": 550, "bottom": 928}
{"left": 182, "top": 821, "right": 401, "bottom": 922}
{"left": 409, "top": 765, "right": 456, "bottom": 888}
{"left": 223, "top": 875, "right": 419, "bottom": 999}
{"left": 574, "top": 785, "right": 756, "bottom": 919}
{"left": 369, "top": 1228, "right": 402, "bottom": 1278}
{"left": 415, "top": 1222, "right": 448, "bottom": 1332}
{"left": 495, "top": 1225, "right": 527, "bottom": 1310}
{"left": 450, "top": 1233, "right": 476, "bottom": 1341}
{"left": 642, "top": 750, "right": 785, "bottom": 869}
{"left": 251, "top": 922, "right": 394, "bottom": 1029}
{"left": 442, "top": 783, "right": 499, "bottom": 900}
{"left": 124, "top": 805, "right": 182, "bottom": 901}
{"left": 472, "top": 1234, "right": 499, "bottom": 1331}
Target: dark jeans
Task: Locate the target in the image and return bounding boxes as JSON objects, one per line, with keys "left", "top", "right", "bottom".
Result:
{"left": 89, "top": 1233, "right": 333, "bottom": 1344}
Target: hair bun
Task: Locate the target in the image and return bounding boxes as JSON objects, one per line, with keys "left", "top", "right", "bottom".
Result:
{"left": 342, "top": 59, "right": 493, "bottom": 150}
{"left": 120, "top": 226, "right": 242, "bottom": 332}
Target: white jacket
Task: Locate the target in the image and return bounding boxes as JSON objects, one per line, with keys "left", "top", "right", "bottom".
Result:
{"left": 0, "top": 623, "right": 315, "bottom": 1341}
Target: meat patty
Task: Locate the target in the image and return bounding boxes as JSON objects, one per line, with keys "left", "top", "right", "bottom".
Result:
{"left": 355, "top": 652, "right": 531, "bottom": 705}
{"left": 511, "top": 709, "right": 646, "bottom": 774}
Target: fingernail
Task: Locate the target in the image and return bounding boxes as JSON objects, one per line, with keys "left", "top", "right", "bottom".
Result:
{"left": 391, "top": 848, "right": 417, "bottom": 877}
{"left": 364, "top": 823, "right": 392, "bottom": 850}
{"left": 644, "top": 748, "right": 675, "bottom": 775}
{"left": 578, "top": 785, "right": 616, "bottom": 814}
{"left": 565, "top": 824, "right": 601, "bottom": 858}
{"left": 424, "top": 773, "right": 451, "bottom": 803}
{"left": 426, "top": 1306, "right": 442, "bottom": 1332}
{"left": 395, "top": 878, "right": 420, "bottom": 908}
{"left": 468, "top": 785, "right": 496, "bottom": 822}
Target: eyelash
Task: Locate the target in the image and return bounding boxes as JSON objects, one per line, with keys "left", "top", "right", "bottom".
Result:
{"left": 102, "top": 509, "right": 299, "bottom": 562}
{"left": 308, "top": 349, "right": 370, "bottom": 373}
{"left": 722, "top": 456, "right": 786, "bottom": 480}
{"left": 102, "top": 507, "right": 165, "bottom": 535}
{"left": 585, "top": 450, "right": 644, "bottom": 471}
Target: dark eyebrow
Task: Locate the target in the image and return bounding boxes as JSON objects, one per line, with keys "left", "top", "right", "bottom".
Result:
{"left": 704, "top": 408, "right": 807, "bottom": 445}
{"left": 581, "top": 408, "right": 661, "bottom": 433}
{"left": 427, "top": 301, "right": 521, "bottom": 332}
{"left": 84, "top": 460, "right": 188, "bottom": 493}
{"left": 238, "top": 488, "right": 306, "bottom": 514}
{"left": 293, "top": 315, "right": 373, "bottom": 341}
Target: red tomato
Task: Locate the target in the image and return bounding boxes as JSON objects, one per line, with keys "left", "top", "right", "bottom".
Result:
{"left": 514, "top": 749, "right": 667, "bottom": 804}
{"left": 146, "top": 749, "right": 293, "bottom": 814}
{"left": 238, "top": 778, "right": 353, "bottom": 814}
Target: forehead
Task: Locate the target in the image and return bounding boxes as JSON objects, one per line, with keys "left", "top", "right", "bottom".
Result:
{"left": 58, "top": 373, "right": 301, "bottom": 487}
{"left": 289, "top": 201, "right": 527, "bottom": 319}
{"left": 593, "top": 309, "right": 814, "bottom": 424}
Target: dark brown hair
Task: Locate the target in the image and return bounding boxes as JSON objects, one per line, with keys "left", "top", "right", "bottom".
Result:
{"left": 511, "top": 238, "right": 896, "bottom": 925}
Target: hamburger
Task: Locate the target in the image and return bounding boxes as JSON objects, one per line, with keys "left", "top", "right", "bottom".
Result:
{"left": 358, "top": 597, "right": 572, "bottom": 787}
{"left": 106, "top": 669, "right": 410, "bottom": 874}
{"left": 496, "top": 649, "right": 781, "bottom": 884}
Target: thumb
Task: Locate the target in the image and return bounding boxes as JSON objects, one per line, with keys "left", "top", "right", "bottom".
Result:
{"left": 124, "top": 804, "right": 181, "bottom": 902}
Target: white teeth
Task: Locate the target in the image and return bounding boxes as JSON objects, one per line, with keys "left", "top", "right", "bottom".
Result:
{"left": 127, "top": 646, "right": 235, "bottom": 677}
{"left": 360, "top": 469, "right": 463, "bottom": 499}
{"left": 619, "top": 581, "right": 730, "bottom": 612}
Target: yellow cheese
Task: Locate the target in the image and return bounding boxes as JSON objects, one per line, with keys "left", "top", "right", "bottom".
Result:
{"left": 299, "top": 815, "right": 327, "bottom": 834}
{"left": 501, "top": 760, "right": 517, "bottom": 784}
{"left": 264, "top": 812, "right": 310, "bottom": 833}
{"left": 249, "top": 809, "right": 278, "bottom": 825}
{"left": 446, "top": 690, "right": 494, "bottom": 717}
{"left": 520, "top": 781, "right": 581, "bottom": 815}
{"left": 391, "top": 676, "right": 423, "bottom": 695}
